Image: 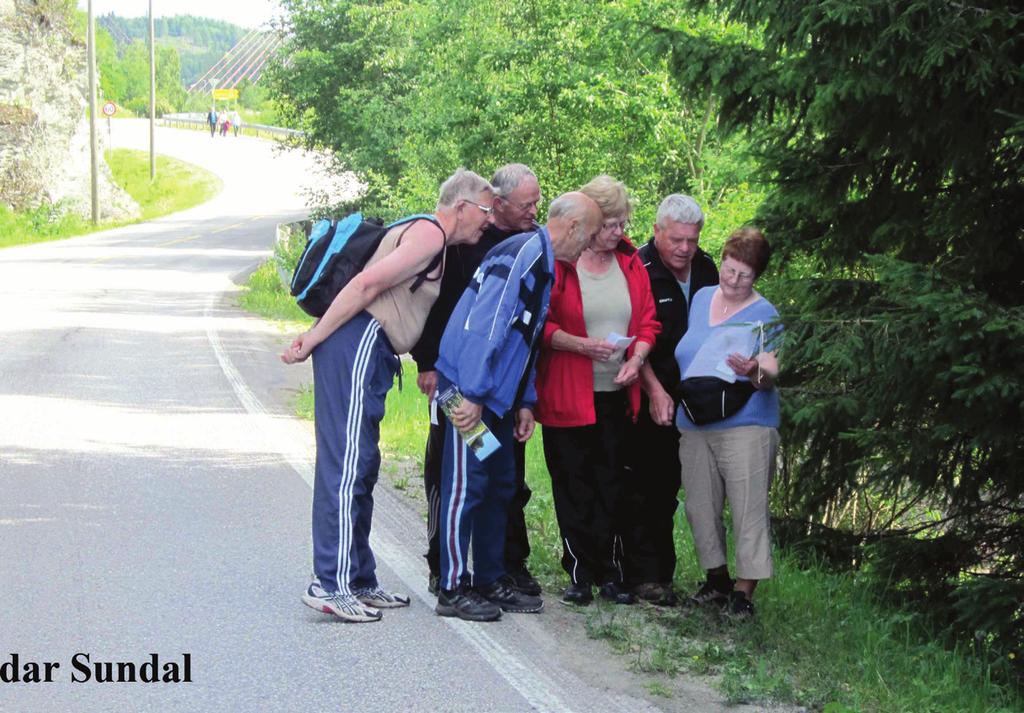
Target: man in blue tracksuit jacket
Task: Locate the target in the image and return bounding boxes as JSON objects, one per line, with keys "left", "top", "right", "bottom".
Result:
{"left": 434, "top": 191, "right": 602, "bottom": 622}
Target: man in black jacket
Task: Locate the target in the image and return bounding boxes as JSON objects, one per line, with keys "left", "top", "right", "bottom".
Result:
{"left": 625, "top": 194, "right": 718, "bottom": 605}
{"left": 411, "top": 163, "right": 543, "bottom": 596}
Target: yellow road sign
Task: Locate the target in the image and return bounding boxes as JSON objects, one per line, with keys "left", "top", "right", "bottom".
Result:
{"left": 212, "top": 88, "right": 239, "bottom": 100}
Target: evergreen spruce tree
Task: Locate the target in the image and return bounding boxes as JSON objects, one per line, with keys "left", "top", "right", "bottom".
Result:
{"left": 658, "top": 0, "right": 1022, "bottom": 671}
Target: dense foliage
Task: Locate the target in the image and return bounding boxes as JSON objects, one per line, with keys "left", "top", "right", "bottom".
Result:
{"left": 268, "top": 0, "right": 1022, "bottom": 688}
{"left": 94, "top": 25, "right": 186, "bottom": 117}
{"left": 97, "top": 14, "right": 247, "bottom": 87}
{"left": 268, "top": 0, "right": 757, "bottom": 244}
{"left": 658, "top": 0, "right": 1023, "bottom": 678}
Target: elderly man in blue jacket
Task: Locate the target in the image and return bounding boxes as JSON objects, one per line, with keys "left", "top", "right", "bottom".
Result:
{"left": 434, "top": 192, "right": 601, "bottom": 622}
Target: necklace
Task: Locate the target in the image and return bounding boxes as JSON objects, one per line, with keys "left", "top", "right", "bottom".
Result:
{"left": 719, "top": 291, "right": 743, "bottom": 316}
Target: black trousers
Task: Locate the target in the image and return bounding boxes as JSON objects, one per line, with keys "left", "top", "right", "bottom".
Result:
{"left": 543, "top": 391, "right": 629, "bottom": 586}
{"left": 621, "top": 396, "right": 682, "bottom": 585}
{"left": 423, "top": 406, "right": 530, "bottom": 576}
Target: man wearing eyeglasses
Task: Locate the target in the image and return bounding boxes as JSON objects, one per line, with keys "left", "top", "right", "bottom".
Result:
{"left": 411, "top": 164, "right": 545, "bottom": 599}
{"left": 434, "top": 192, "right": 602, "bottom": 621}
{"left": 624, "top": 194, "right": 719, "bottom": 606}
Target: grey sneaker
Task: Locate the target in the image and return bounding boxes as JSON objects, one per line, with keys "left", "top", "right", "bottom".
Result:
{"left": 302, "top": 581, "right": 382, "bottom": 623}
{"left": 354, "top": 586, "right": 411, "bottom": 609}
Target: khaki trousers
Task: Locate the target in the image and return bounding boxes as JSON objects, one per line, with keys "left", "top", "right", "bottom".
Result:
{"left": 678, "top": 425, "right": 779, "bottom": 580}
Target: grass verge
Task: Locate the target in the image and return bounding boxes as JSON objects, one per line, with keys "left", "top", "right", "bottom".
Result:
{"left": 241, "top": 255, "right": 1022, "bottom": 713}
{"left": 105, "top": 149, "right": 221, "bottom": 221}
{"left": 0, "top": 149, "right": 220, "bottom": 250}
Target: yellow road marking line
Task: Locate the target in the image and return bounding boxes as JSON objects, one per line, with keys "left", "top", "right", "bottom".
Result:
{"left": 156, "top": 234, "right": 201, "bottom": 247}
{"left": 212, "top": 222, "right": 244, "bottom": 234}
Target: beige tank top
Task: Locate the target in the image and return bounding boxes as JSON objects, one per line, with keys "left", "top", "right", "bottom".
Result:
{"left": 364, "top": 221, "right": 445, "bottom": 353}
{"left": 578, "top": 258, "right": 631, "bottom": 391}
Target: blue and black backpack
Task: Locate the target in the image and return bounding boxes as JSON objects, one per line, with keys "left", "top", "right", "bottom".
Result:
{"left": 289, "top": 213, "right": 445, "bottom": 318}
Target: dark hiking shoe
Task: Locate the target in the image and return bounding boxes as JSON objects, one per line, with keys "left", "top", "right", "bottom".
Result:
{"left": 436, "top": 585, "right": 502, "bottom": 622}
{"left": 726, "top": 590, "right": 755, "bottom": 620}
{"left": 685, "top": 579, "right": 733, "bottom": 608}
{"left": 634, "top": 582, "right": 678, "bottom": 607}
{"left": 598, "top": 582, "right": 636, "bottom": 605}
{"left": 503, "top": 565, "right": 542, "bottom": 596}
{"left": 477, "top": 580, "right": 543, "bottom": 613}
{"left": 560, "top": 583, "right": 594, "bottom": 606}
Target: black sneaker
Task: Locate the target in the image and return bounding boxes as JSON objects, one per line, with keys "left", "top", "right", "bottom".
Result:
{"left": 477, "top": 580, "right": 543, "bottom": 613}
{"left": 436, "top": 585, "right": 502, "bottom": 622}
{"left": 727, "top": 591, "right": 755, "bottom": 620}
{"left": 503, "top": 565, "right": 542, "bottom": 596}
{"left": 428, "top": 573, "right": 440, "bottom": 596}
{"left": 598, "top": 582, "right": 636, "bottom": 605}
{"left": 685, "top": 580, "right": 733, "bottom": 608}
{"left": 560, "top": 582, "right": 593, "bottom": 606}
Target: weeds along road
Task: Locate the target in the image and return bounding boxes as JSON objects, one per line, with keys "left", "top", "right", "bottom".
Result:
{"left": 0, "top": 120, "right": 678, "bottom": 713}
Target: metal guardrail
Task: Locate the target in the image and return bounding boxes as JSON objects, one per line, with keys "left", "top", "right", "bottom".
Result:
{"left": 160, "top": 112, "right": 304, "bottom": 141}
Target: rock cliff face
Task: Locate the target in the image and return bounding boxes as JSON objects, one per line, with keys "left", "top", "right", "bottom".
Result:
{"left": 0, "top": 0, "right": 137, "bottom": 220}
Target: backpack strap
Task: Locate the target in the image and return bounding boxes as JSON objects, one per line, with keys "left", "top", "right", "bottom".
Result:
{"left": 389, "top": 214, "right": 447, "bottom": 293}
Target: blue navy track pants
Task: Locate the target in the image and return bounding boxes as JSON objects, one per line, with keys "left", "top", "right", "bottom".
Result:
{"left": 311, "top": 311, "right": 399, "bottom": 594}
{"left": 438, "top": 376, "right": 516, "bottom": 591}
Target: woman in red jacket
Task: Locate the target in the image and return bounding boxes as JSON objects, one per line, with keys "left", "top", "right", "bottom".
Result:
{"left": 535, "top": 175, "right": 660, "bottom": 605}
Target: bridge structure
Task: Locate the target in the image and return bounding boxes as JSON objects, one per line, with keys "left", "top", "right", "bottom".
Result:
{"left": 187, "top": 29, "right": 282, "bottom": 94}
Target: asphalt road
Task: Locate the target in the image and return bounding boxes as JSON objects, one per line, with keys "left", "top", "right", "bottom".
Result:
{"left": 0, "top": 121, "right": 782, "bottom": 713}
{"left": 0, "top": 120, "right": 646, "bottom": 713}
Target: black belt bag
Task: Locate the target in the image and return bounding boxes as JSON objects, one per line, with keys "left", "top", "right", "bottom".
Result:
{"left": 676, "top": 377, "right": 756, "bottom": 426}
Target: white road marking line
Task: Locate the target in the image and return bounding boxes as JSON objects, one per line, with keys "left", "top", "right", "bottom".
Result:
{"left": 202, "top": 293, "right": 584, "bottom": 713}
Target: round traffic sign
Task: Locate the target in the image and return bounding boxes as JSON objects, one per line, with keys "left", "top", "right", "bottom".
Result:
{"left": 101, "top": 101, "right": 117, "bottom": 117}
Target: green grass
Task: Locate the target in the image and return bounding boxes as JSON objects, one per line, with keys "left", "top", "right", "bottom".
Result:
{"left": 0, "top": 149, "right": 220, "bottom": 250}
{"left": 237, "top": 259, "right": 313, "bottom": 324}
{"left": 0, "top": 204, "right": 92, "bottom": 249}
{"left": 242, "top": 255, "right": 1023, "bottom": 713}
{"left": 105, "top": 149, "right": 221, "bottom": 221}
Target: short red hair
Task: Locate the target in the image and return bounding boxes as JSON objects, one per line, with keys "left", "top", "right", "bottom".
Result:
{"left": 722, "top": 227, "right": 771, "bottom": 277}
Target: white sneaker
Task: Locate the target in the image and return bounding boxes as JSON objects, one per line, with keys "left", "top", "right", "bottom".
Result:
{"left": 354, "top": 586, "right": 411, "bottom": 609}
{"left": 302, "top": 581, "right": 382, "bottom": 622}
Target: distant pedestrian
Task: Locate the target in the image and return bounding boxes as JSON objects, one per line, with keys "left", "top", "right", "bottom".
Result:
{"left": 220, "top": 118, "right": 230, "bottom": 137}
{"left": 207, "top": 108, "right": 217, "bottom": 138}
{"left": 230, "top": 109, "right": 242, "bottom": 137}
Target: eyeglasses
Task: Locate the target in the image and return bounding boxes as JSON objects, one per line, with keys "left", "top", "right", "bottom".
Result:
{"left": 462, "top": 200, "right": 493, "bottom": 215}
{"left": 502, "top": 196, "right": 543, "bottom": 212}
{"left": 601, "top": 219, "right": 630, "bottom": 233}
{"left": 721, "top": 266, "right": 755, "bottom": 282}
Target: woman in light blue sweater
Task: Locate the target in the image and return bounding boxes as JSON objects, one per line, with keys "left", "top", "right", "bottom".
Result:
{"left": 674, "top": 227, "right": 781, "bottom": 618}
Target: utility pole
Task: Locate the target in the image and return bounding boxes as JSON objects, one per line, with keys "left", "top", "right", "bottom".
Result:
{"left": 149, "top": 0, "right": 156, "bottom": 180}
{"left": 87, "top": 0, "right": 99, "bottom": 224}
